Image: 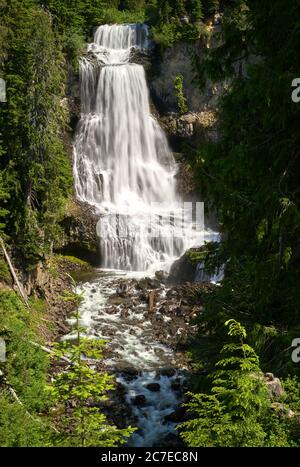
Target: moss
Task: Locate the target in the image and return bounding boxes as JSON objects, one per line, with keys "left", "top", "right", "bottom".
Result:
{"left": 56, "top": 255, "right": 90, "bottom": 268}
{"left": 187, "top": 247, "right": 209, "bottom": 265}
{"left": 47, "top": 254, "right": 93, "bottom": 282}
{"left": 0, "top": 257, "right": 11, "bottom": 282}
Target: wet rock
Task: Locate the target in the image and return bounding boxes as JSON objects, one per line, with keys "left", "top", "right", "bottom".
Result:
{"left": 168, "top": 251, "right": 197, "bottom": 284}
{"left": 164, "top": 406, "right": 187, "bottom": 423}
{"left": 137, "top": 277, "right": 160, "bottom": 290}
{"left": 108, "top": 296, "right": 126, "bottom": 306}
{"left": 166, "top": 289, "right": 179, "bottom": 298}
{"left": 121, "top": 368, "right": 140, "bottom": 381}
{"left": 132, "top": 395, "right": 146, "bottom": 406}
{"left": 160, "top": 368, "right": 176, "bottom": 377}
{"left": 171, "top": 381, "right": 181, "bottom": 391}
{"left": 146, "top": 383, "right": 160, "bottom": 392}
{"left": 117, "top": 283, "right": 128, "bottom": 297}
{"left": 155, "top": 270, "right": 168, "bottom": 282}
{"left": 121, "top": 309, "right": 130, "bottom": 318}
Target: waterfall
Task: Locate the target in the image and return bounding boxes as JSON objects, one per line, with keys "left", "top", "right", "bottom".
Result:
{"left": 73, "top": 24, "right": 203, "bottom": 272}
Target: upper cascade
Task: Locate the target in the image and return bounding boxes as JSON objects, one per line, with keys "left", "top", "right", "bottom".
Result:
{"left": 88, "top": 23, "right": 149, "bottom": 65}
{"left": 94, "top": 23, "right": 149, "bottom": 49}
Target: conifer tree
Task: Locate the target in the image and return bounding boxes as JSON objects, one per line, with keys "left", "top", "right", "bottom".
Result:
{"left": 180, "top": 320, "right": 289, "bottom": 447}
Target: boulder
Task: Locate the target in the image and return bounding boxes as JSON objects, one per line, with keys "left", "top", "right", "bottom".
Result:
{"left": 164, "top": 406, "right": 187, "bottom": 423}
{"left": 121, "top": 368, "right": 140, "bottom": 381}
{"left": 160, "top": 368, "right": 176, "bottom": 377}
{"left": 146, "top": 383, "right": 160, "bottom": 392}
{"left": 132, "top": 395, "right": 146, "bottom": 406}
{"left": 137, "top": 277, "right": 160, "bottom": 290}
{"left": 171, "top": 381, "right": 181, "bottom": 391}
{"left": 155, "top": 270, "right": 169, "bottom": 282}
{"left": 265, "top": 373, "right": 285, "bottom": 398}
{"left": 168, "top": 251, "right": 197, "bottom": 284}
{"left": 108, "top": 296, "right": 127, "bottom": 306}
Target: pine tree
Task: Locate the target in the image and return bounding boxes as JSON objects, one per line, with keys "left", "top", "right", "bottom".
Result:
{"left": 180, "top": 320, "right": 289, "bottom": 447}
{"left": 0, "top": 0, "right": 72, "bottom": 263}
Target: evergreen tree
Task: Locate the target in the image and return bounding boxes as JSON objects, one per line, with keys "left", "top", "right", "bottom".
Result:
{"left": 190, "top": 0, "right": 300, "bottom": 376}
{"left": 0, "top": 0, "right": 72, "bottom": 263}
{"left": 180, "top": 320, "right": 290, "bottom": 447}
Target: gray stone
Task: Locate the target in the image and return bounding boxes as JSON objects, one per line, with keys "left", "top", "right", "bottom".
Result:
{"left": 265, "top": 373, "right": 285, "bottom": 398}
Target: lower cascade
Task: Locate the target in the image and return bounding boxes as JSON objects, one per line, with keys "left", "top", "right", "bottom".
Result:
{"left": 72, "top": 23, "right": 218, "bottom": 446}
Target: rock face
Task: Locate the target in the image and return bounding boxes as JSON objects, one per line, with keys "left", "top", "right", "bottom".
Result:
{"left": 23, "top": 257, "right": 92, "bottom": 342}
{"left": 168, "top": 250, "right": 197, "bottom": 284}
{"left": 58, "top": 199, "right": 100, "bottom": 265}
{"left": 265, "top": 373, "right": 285, "bottom": 398}
{"left": 67, "top": 63, "right": 81, "bottom": 130}
{"left": 173, "top": 153, "right": 198, "bottom": 200}
{"left": 161, "top": 111, "right": 218, "bottom": 144}
{"left": 151, "top": 42, "right": 222, "bottom": 114}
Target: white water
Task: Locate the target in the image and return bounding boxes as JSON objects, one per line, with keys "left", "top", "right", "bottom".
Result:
{"left": 73, "top": 23, "right": 214, "bottom": 272}
{"left": 65, "top": 272, "right": 187, "bottom": 447}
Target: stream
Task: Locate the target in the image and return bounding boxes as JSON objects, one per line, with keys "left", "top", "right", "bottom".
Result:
{"left": 66, "top": 270, "right": 195, "bottom": 447}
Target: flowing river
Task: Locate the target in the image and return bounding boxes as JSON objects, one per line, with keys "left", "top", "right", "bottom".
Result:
{"left": 71, "top": 23, "right": 219, "bottom": 446}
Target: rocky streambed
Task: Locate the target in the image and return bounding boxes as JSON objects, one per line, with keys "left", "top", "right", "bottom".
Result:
{"left": 66, "top": 269, "right": 212, "bottom": 447}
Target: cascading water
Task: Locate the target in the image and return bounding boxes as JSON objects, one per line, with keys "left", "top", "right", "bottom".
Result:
{"left": 73, "top": 23, "right": 204, "bottom": 272}
{"left": 71, "top": 23, "right": 220, "bottom": 447}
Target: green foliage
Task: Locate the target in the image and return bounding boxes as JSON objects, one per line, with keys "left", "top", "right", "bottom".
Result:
{"left": 0, "top": 285, "right": 135, "bottom": 446}
{"left": 48, "top": 339, "right": 135, "bottom": 446}
{"left": 0, "top": 257, "right": 10, "bottom": 282}
{"left": 56, "top": 254, "right": 90, "bottom": 268}
{"left": 180, "top": 320, "right": 291, "bottom": 447}
{"left": 0, "top": 290, "right": 50, "bottom": 411}
{"left": 122, "top": 0, "right": 145, "bottom": 11}
{"left": 101, "top": 7, "right": 145, "bottom": 25}
{"left": 0, "top": 289, "right": 56, "bottom": 445}
{"left": 0, "top": 0, "right": 72, "bottom": 265}
{"left": 281, "top": 377, "right": 300, "bottom": 412}
{"left": 146, "top": 0, "right": 211, "bottom": 47}
{"left": 174, "top": 74, "right": 188, "bottom": 114}
{"left": 189, "top": 0, "right": 300, "bottom": 381}
{"left": 0, "top": 392, "right": 53, "bottom": 447}
{"left": 40, "top": 0, "right": 108, "bottom": 65}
